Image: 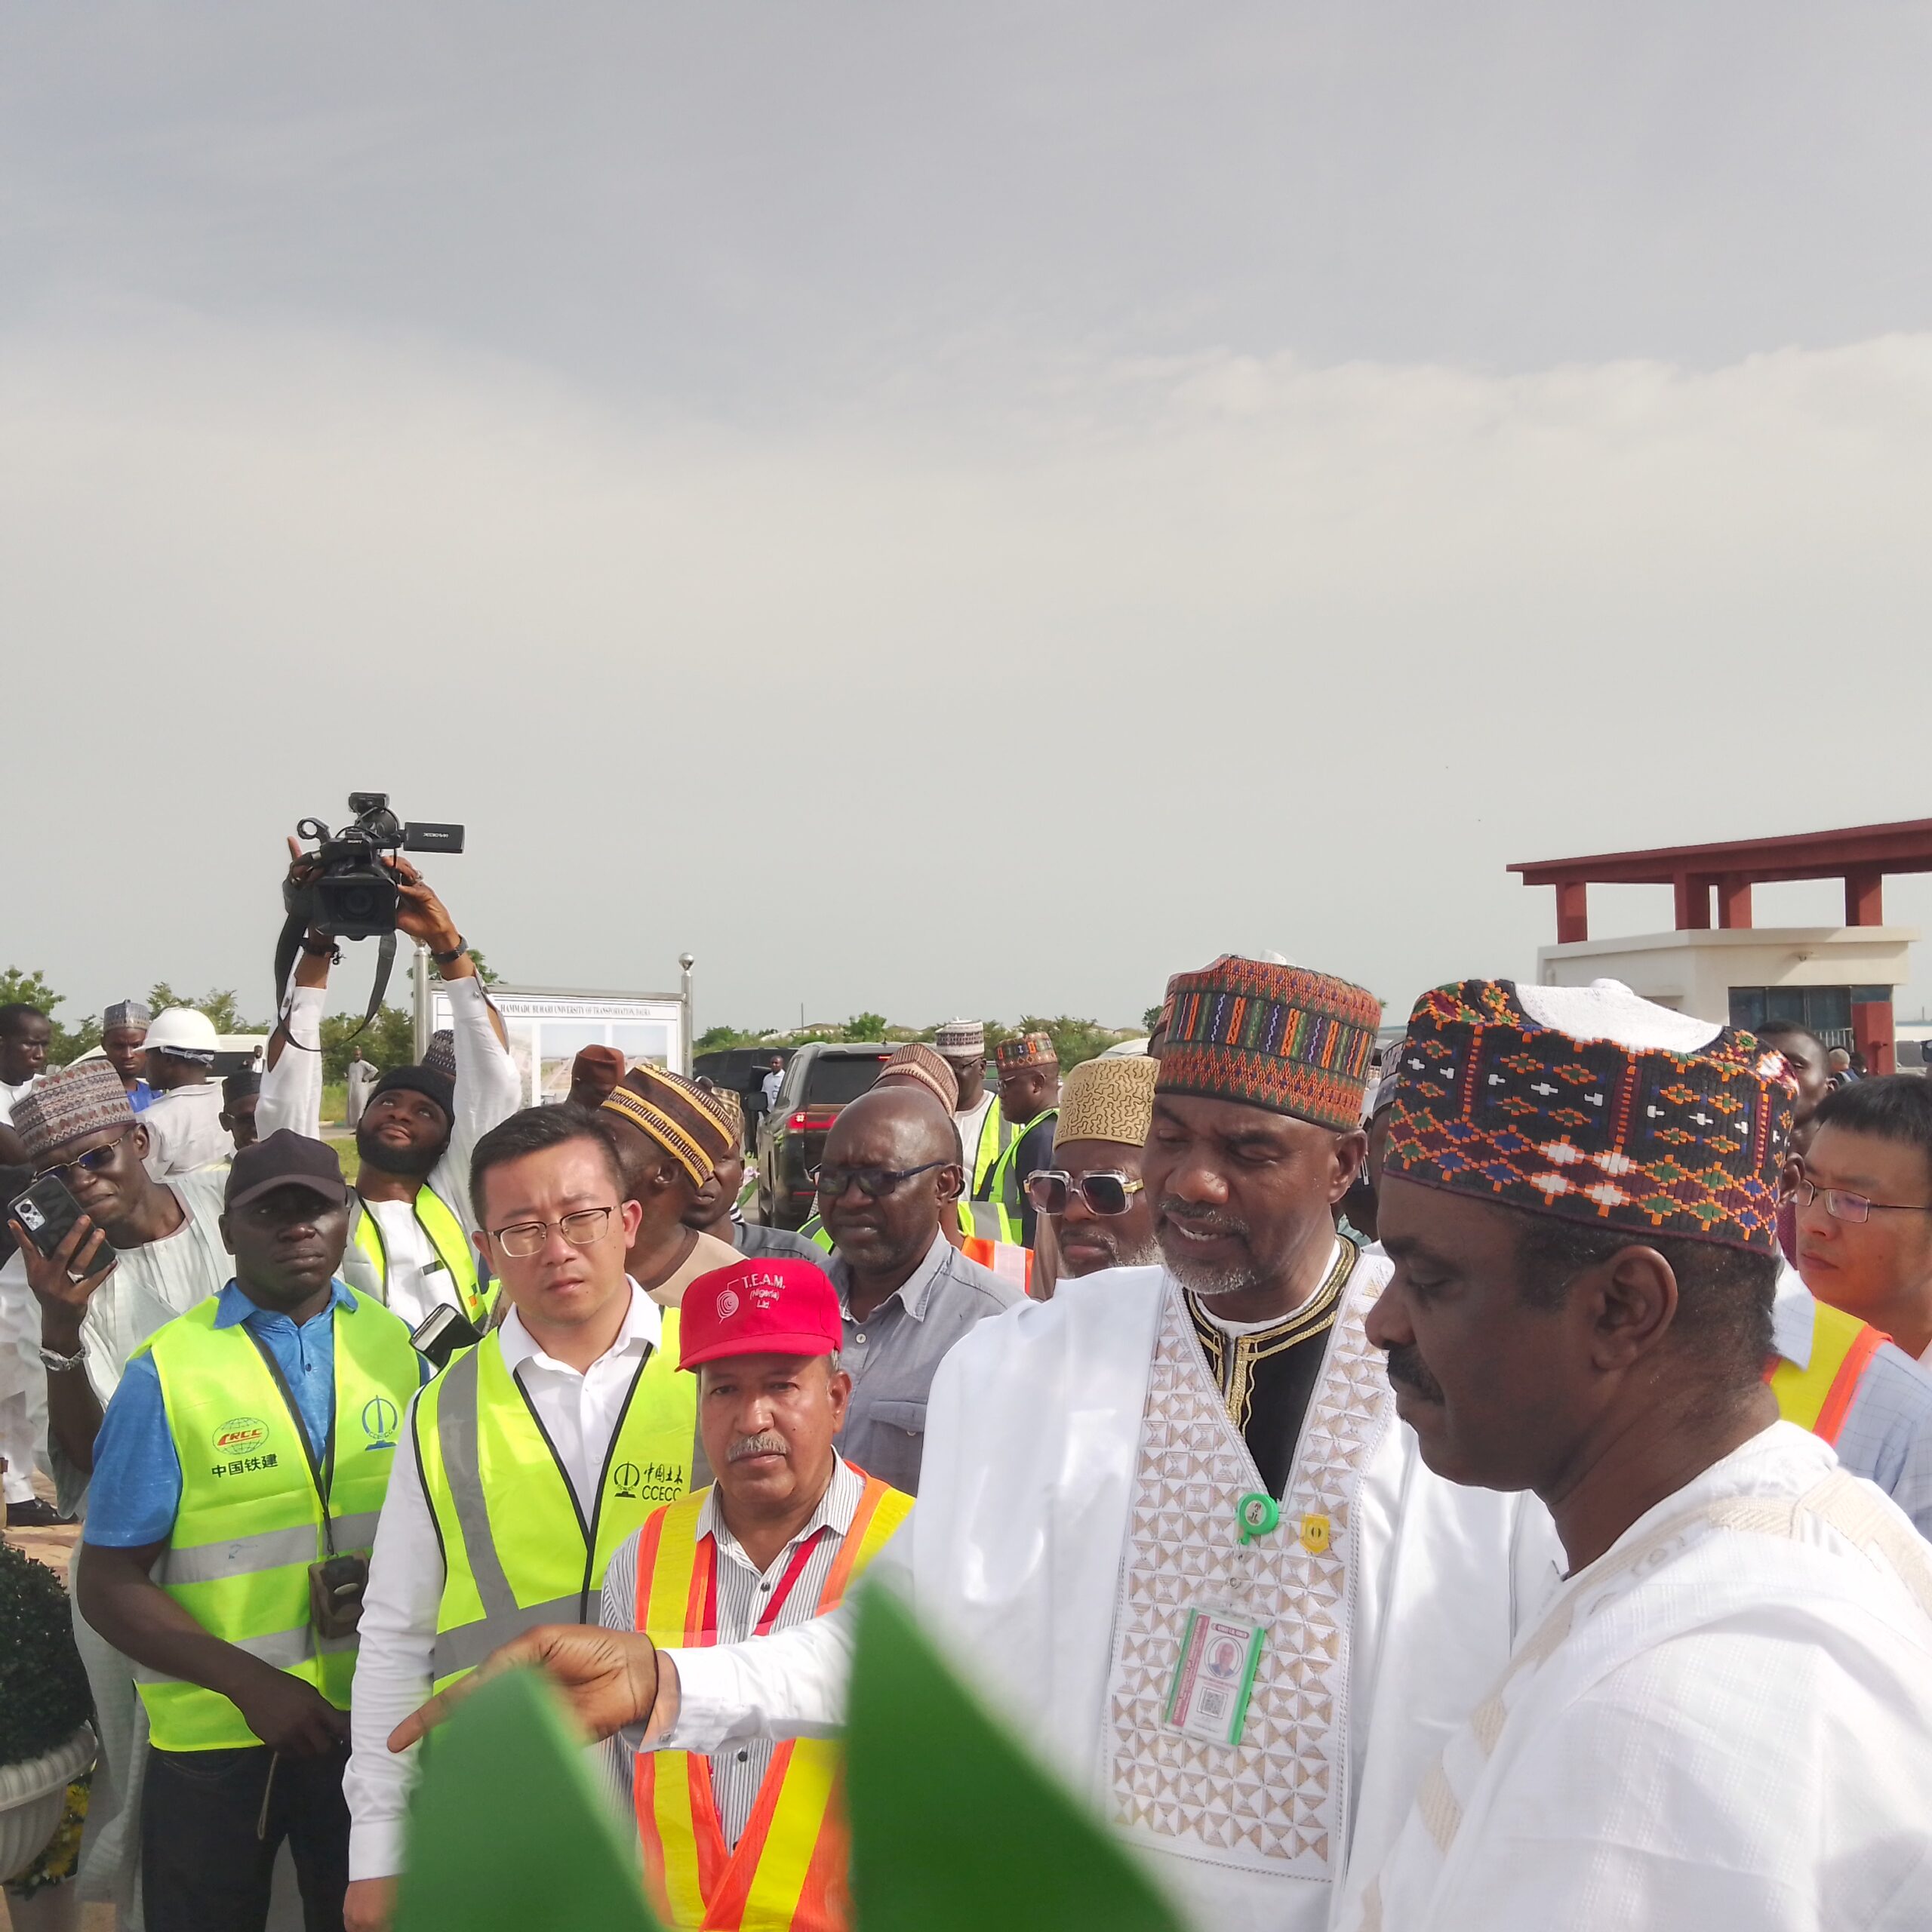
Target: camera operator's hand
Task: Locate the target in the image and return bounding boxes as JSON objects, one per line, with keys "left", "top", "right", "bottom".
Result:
{"left": 388, "top": 857, "right": 474, "bottom": 982}
{"left": 282, "top": 835, "right": 336, "bottom": 994}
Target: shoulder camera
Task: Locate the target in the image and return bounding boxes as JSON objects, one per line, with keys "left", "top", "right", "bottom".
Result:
{"left": 286, "top": 793, "right": 466, "bottom": 942}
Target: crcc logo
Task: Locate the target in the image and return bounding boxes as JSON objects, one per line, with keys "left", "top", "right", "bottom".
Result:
{"left": 214, "top": 1416, "right": 269, "bottom": 1455}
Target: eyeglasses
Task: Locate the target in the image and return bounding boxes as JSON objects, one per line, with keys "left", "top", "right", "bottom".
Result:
{"left": 1790, "top": 1178, "right": 1932, "bottom": 1226}
{"left": 35, "top": 1129, "right": 136, "bottom": 1183}
{"left": 808, "top": 1160, "right": 951, "bottom": 1201}
{"left": 1025, "top": 1170, "right": 1145, "bottom": 1217}
{"left": 491, "top": 1206, "right": 618, "bottom": 1258}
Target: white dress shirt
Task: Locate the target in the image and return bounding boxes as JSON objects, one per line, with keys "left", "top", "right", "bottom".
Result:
{"left": 139, "top": 1081, "right": 232, "bottom": 1178}
{"left": 346, "top": 1279, "right": 666, "bottom": 1881}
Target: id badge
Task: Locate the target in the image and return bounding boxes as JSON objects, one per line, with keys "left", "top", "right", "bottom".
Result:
{"left": 1163, "top": 1606, "right": 1267, "bottom": 1747}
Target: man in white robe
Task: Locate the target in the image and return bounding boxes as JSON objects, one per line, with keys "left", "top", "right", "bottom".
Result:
{"left": 392, "top": 958, "right": 1540, "bottom": 1932}
{"left": 1350, "top": 977, "right": 1932, "bottom": 1931}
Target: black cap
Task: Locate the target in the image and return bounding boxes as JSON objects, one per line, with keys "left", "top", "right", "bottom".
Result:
{"left": 368, "top": 1063, "right": 455, "bottom": 1122}
{"left": 225, "top": 1129, "right": 349, "bottom": 1212}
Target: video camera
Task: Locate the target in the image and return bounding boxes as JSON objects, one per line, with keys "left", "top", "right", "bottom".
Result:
{"left": 286, "top": 793, "right": 466, "bottom": 942}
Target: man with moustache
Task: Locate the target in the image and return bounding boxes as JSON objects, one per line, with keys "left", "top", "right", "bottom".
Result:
{"left": 398, "top": 958, "right": 1529, "bottom": 1932}
{"left": 260, "top": 849, "right": 517, "bottom": 1331}
{"left": 78, "top": 1131, "right": 422, "bottom": 1932}
{"left": 1026, "top": 1053, "right": 1161, "bottom": 1280}
{"left": 1352, "top": 978, "right": 1932, "bottom": 1930}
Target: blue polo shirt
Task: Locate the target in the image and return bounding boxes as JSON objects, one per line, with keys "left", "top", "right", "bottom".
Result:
{"left": 85, "top": 1278, "right": 428, "bottom": 1549}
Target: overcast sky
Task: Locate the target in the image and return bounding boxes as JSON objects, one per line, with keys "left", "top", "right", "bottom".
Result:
{"left": 7, "top": 3, "right": 1932, "bottom": 1038}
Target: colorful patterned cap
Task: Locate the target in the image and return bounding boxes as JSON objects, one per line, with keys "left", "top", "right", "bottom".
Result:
{"left": 421, "top": 1029, "right": 457, "bottom": 1081}
{"left": 933, "top": 1019, "right": 986, "bottom": 1057}
{"left": 875, "top": 1043, "right": 959, "bottom": 1113}
{"left": 709, "top": 1085, "right": 745, "bottom": 1143}
{"left": 102, "top": 1001, "right": 150, "bottom": 1033}
{"left": 601, "top": 1063, "right": 738, "bottom": 1189}
{"left": 1056, "top": 1055, "right": 1157, "bottom": 1148}
{"left": 995, "top": 1031, "right": 1057, "bottom": 1075}
{"left": 11, "top": 1061, "right": 137, "bottom": 1161}
{"left": 1157, "top": 956, "right": 1380, "bottom": 1132}
{"left": 1384, "top": 978, "right": 1794, "bottom": 1254}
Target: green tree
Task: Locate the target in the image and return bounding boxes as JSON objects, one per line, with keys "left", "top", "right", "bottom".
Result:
{"left": 319, "top": 1005, "right": 417, "bottom": 1083}
{"left": 1142, "top": 1004, "right": 1165, "bottom": 1036}
{"left": 464, "top": 948, "right": 503, "bottom": 988}
{"left": 0, "top": 965, "right": 99, "bottom": 1065}
{"left": 1018, "top": 1015, "right": 1124, "bottom": 1072}
{"left": 146, "top": 983, "right": 271, "bottom": 1037}
{"left": 843, "top": 1011, "right": 890, "bottom": 1043}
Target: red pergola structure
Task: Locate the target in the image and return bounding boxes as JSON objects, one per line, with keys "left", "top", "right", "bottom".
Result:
{"left": 1510, "top": 817, "right": 1932, "bottom": 1073}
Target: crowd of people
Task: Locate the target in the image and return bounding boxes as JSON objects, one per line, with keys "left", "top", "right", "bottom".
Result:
{"left": 3, "top": 851, "right": 1932, "bottom": 1932}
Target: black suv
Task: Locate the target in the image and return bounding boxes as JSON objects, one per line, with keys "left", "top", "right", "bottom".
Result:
{"left": 755, "top": 1042, "right": 893, "bottom": 1229}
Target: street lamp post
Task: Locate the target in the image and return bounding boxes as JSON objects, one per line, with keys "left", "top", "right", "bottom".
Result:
{"left": 678, "top": 952, "right": 695, "bottom": 1075}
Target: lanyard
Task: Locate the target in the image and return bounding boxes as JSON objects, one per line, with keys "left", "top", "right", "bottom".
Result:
{"left": 698, "top": 1523, "right": 830, "bottom": 1644}
{"left": 244, "top": 1324, "right": 340, "bottom": 1558}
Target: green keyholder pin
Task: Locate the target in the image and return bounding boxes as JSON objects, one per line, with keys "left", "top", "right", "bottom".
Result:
{"left": 1236, "top": 1492, "right": 1279, "bottom": 1545}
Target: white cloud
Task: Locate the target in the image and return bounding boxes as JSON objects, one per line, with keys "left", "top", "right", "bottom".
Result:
{"left": 6, "top": 315, "right": 1932, "bottom": 1032}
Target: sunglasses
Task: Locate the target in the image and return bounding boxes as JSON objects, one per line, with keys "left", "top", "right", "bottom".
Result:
{"left": 1025, "top": 1169, "right": 1144, "bottom": 1217}
{"left": 35, "top": 1128, "right": 136, "bottom": 1183}
{"left": 809, "top": 1160, "right": 952, "bottom": 1201}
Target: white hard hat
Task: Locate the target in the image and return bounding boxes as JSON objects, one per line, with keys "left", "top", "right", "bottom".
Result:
{"left": 144, "top": 1007, "right": 220, "bottom": 1056}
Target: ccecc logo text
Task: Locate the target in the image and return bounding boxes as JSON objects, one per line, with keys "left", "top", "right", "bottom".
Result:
{"left": 214, "top": 1415, "right": 271, "bottom": 1455}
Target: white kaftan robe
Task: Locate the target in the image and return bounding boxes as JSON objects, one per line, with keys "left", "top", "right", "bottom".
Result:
{"left": 663, "top": 1251, "right": 1542, "bottom": 1932}
{"left": 1345, "top": 1423, "right": 1932, "bottom": 1932}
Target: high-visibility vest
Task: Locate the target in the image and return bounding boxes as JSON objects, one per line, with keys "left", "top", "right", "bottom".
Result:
{"left": 134, "top": 1286, "right": 420, "bottom": 1751}
{"left": 795, "top": 1213, "right": 834, "bottom": 1254}
{"left": 632, "top": 1474, "right": 913, "bottom": 1932}
{"left": 973, "top": 1109, "right": 1056, "bottom": 1246}
{"left": 348, "top": 1184, "right": 493, "bottom": 1327}
{"left": 1767, "top": 1297, "right": 1890, "bottom": 1447}
{"left": 414, "top": 1318, "right": 696, "bottom": 1691}
{"left": 961, "top": 1235, "right": 1032, "bottom": 1294}
{"left": 964, "top": 1100, "right": 1014, "bottom": 1201}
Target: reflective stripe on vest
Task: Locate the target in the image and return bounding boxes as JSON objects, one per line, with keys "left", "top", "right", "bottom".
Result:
{"left": 632, "top": 1475, "right": 913, "bottom": 1932}
{"left": 1767, "top": 1299, "right": 1888, "bottom": 1447}
{"left": 796, "top": 1214, "right": 834, "bottom": 1255}
{"left": 961, "top": 1236, "right": 1032, "bottom": 1294}
{"left": 965, "top": 1101, "right": 1014, "bottom": 1199}
{"left": 134, "top": 1287, "right": 420, "bottom": 1751}
{"left": 975, "top": 1109, "right": 1055, "bottom": 1245}
{"left": 416, "top": 1319, "right": 697, "bottom": 1691}
{"left": 350, "top": 1185, "right": 490, "bottom": 1326}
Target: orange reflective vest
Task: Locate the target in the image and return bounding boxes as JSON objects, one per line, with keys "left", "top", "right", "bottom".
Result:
{"left": 1767, "top": 1297, "right": 1889, "bottom": 1447}
{"left": 961, "top": 1235, "right": 1032, "bottom": 1295}
{"left": 632, "top": 1472, "right": 913, "bottom": 1932}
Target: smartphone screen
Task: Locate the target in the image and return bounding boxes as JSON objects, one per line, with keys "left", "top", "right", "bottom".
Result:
{"left": 8, "top": 1173, "right": 88, "bottom": 1260}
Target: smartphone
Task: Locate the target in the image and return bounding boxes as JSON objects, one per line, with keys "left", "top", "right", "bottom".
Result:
{"left": 409, "top": 1303, "right": 484, "bottom": 1372}
{"left": 8, "top": 1173, "right": 91, "bottom": 1261}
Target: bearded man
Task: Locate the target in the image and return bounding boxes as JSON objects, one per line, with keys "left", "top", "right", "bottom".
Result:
{"left": 392, "top": 958, "right": 1531, "bottom": 1932}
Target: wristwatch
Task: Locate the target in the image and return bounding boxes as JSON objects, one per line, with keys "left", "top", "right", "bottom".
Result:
{"left": 430, "top": 934, "right": 468, "bottom": 967}
{"left": 39, "top": 1341, "right": 88, "bottom": 1374}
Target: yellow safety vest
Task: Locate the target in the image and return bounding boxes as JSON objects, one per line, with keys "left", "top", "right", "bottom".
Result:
{"left": 965, "top": 1098, "right": 1014, "bottom": 1200}
{"left": 414, "top": 1318, "right": 697, "bottom": 1691}
{"left": 1767, "top": 1297, "right": 1888, "bottom": 1447}
{"left": 134, "top": 1287, "right": 420, "bottom": 1751}
{"left": 349, "top": 1185, "right": 493, "bottom": 1327}
{"left": 632, "top": 1473, "right": 912, "bottom": 1932}
{"left": 974, "top": 1108, "right": 1056, "bottom": 1246}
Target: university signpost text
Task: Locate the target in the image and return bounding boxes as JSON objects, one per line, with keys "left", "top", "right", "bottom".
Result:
{"left": 393, "top": 1587, "right": 1182, "bottom": 1932}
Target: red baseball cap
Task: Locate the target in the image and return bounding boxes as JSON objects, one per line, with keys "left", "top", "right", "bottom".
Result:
{"left": 678, "top": 1257, "right": 844, "bottom": 1371}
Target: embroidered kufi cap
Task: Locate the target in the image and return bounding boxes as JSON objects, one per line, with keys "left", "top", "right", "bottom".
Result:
{"left": 875, "top": 1043, "right": 959, "bottom": 1113}
{"left": 1384, "top": 977, "right": 1793, "bottom": 1254}
{"left": 995, "top": 1031, "right": 1057, "bottom": 1075}
{"left": 420, "top": 1030, "right": 457, "bottom": 1081}
{"left": 103, "top": 1001, "right": 150, "bottom": 1034}
{"left": 601, "top": 1063, "right": 737, "bottom": 1189}
{"left": 1055, "top": 1055, "right": 1157, "bottom": 1149}
{"left": 933, "top": 1020, "right": 985, "bottom": 1057}
{"left": 11, "top": 1061, "right": 137, "bottom": 1161}
{"left": 1157, "top": 956, "right": 1380, "bottom": 1133}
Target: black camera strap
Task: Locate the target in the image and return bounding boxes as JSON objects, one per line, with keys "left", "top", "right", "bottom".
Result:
{"left": 272, "top": 918, "right": 397, "bottom": 1052}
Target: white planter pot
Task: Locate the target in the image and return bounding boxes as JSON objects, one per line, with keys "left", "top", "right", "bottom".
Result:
{"left": 0, "top": 1725, "right": 96, "bottom": 1884}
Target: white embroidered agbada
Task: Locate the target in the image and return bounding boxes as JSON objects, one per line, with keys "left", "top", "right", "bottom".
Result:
{"left": 663, "top": 1244, "right": 1541, "bottom": 1932}
{"left": 1343, "top": 1422, "right": 1932, "bottom": 1932}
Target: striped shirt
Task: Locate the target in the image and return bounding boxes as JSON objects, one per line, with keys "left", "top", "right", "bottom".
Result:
{"left": 601, "top": 1454, "right": 866, "bottom": 1848}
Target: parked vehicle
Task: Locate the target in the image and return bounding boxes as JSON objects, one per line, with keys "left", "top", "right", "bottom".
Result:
{"left": 755, "top": 1042, "right": 893, "bottom": 1229}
